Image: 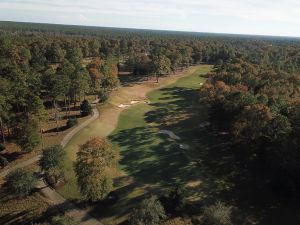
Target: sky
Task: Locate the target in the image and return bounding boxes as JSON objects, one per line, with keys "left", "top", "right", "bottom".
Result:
{"left": 0, "top": 0, "right": 300, "bottom": 37}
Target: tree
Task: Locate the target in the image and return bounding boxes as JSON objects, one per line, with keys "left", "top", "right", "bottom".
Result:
{"left": 65, "top": 43, "right": 83, "bottom": 64}
{"left": 39, "top": 145, "right": 66, "bottom": 185}
{"left": 97, "top": 88, "right": 109, "bottom": 103}
{"left": 80, "top": 100, "right": 92, "bottom": 117}
{"left": 0, "top": 77, "right": 11, "bottom": 143}
{"left": 89, "top": 40, "right": 100, "bottom": 57}
{"left": 265, "top": 114, "right": 292, "bottom": 142}
{"left": 5, "top": 169, "right": 37, "bottom": 197}
{"left": 46, "top": 42, "right": 66, "bottom": 63}
{"left": 100, "top": 63, "right": 119, "bottom": 90}
{"left": 74, "top": 66, "right": 92, "bottom": 100}
{"left": 15, "top": 118, "right": 41, "bottom": 152}
{"left": 129, "top": 195, "right": 167, "bottom": 225}
{"left": 152, "top": 55, "right": 171, "bottom": 82}
{"left": 233, "top": 104, "right": 272, "bottom": 142}
{"left": 74, "top": 137, "right": 116, "bottom": 201}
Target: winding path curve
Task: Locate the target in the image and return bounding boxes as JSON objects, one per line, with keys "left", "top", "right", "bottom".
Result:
{"left": 0, "top": 66, "right": 203, "bottom": 224}
{"left": 0, "top": 103, "right": 99, "bottom": 178}
{"left": 0, "top": 103, "right": 103, "bottom": 225}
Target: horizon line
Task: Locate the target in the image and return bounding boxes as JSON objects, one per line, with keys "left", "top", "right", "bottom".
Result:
{"left": 1, "top": 20, "right": 300, "bottom": 40}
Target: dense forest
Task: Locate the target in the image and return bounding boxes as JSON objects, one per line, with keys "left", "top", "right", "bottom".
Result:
{"left": 1, "top": 21, "right": 300, "bottom": 224}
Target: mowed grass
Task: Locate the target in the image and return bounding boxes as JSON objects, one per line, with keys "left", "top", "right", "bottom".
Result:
{"left": 58, "top": 64, "right": 300, "bottom": 225}
{"left": 57, "top": 66, "right": 208, "bottom": 200}
{"left": 95, "top": 65, "right": 213, "bottom": 224}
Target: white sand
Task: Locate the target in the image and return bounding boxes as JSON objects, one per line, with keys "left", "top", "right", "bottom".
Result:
{"left": 118, "top": 104, "right": 131, "bottom": 108}
{"left": 158, "top": 129, "right": 191, "bottom": 151}
{"left": 179, "top": 143, "right": 190, "bottom": 150}
{"left": 118, "top": 99, "right": 149, "bottom": 108}
{"left": 158, "top": 130, "right": 181, "bottom": 140}
{"left": 218, "top": 131, "right": 229, "bottom": 135}
{"left": 199, "top": 122, "right": 210, "bottom": 128}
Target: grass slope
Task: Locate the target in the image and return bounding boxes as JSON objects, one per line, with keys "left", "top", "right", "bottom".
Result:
{"left": 58, "top": 66, "right": 209, "bottom": 200}
{"left": 95, "top": 65, "right": 213, "bottom": 224}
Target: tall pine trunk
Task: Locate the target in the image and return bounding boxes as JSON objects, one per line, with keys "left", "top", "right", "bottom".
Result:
{"left": 0, "top": 117, "right": 5, "bottom": 144}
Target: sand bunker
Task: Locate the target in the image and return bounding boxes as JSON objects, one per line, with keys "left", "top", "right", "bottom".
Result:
{"left": 218, "top": 131, "right": 229, "bottom": 135}
{"left": 158, "top": 130, "right": 181, "bottom": 140}
{"left": 158, "top": 129, "right": 191, "bottom": 150}
{"left": 199, "top": 122, "right": 210, "bottom": 128}
{"left": 118, "top": 104, "right": 131, "bottom": 108}
{"left": 179, "top": 143, "right": 190, "bottom": 150}
{"left": 118, "top": 99, "right": 149, "bottom": 108}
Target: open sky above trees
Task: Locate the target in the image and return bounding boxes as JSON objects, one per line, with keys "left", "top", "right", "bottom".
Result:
{"left": 1, "top": 0, "right": 300, "bottom": 37}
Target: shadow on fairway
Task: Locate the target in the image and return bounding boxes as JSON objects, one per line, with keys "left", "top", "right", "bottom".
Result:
{"left": 106, "top": 73, "right": 300, "bottom": 225}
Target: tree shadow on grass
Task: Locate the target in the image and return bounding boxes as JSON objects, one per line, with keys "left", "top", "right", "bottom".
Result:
{"left": 145, "top": 84, "right": 300, "bottom": 224}
{"left": 110, "top": 126, "right": 197, "bottom": 186}
{"left": 104, "top": 77, "right": 300, "bottom": 225}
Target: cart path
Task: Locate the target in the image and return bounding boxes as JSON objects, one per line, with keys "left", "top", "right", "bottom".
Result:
{"left": 0, "top": 104, "right": 103, "bottom": 225}
{"left": 37, "top": 175, "right": 103, "bottom": 225}
{"left": 0, "top": 104, "right": 99, "bottom": 178}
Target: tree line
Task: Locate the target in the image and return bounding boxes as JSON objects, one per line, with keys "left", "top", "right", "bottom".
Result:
{"left": 2, "top": 21, "right": 300, "bottom": 180}
{"left": 200, "top": 57, "right": 300, "bottom": 193}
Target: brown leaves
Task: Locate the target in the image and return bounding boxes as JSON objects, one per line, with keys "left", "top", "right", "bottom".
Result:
{"left": 77, "top": 137, "right": 115, "bottom": 168}
{"left": 233, "top": 104, "right": 272, "bottom": 140}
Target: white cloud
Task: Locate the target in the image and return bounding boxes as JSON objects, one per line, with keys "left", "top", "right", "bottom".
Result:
{"left": 0, "top": 0, "right": 300, "bottom": 36}
{"left": 79, "top": 14, "right": 89, "bottom": 22}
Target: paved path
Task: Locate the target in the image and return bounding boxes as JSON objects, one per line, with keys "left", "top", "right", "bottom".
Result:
{"left": 0, "top": 105, "right": 99, "bottom": 178}
{"left": 0, "top": 104, "right": 103, "bottom": 225}
{"left": 37, "top": 177, "right": 103, "bottom": 225}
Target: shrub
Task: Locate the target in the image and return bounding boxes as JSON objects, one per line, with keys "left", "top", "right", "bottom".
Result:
{"left": 40, "top": 145, "right": 66, "bottom": 185}
{"left": 203, "top": 201, "right": 233, "bottom": 225}
{"left": 160, "top": 185, "right": 186, "bottom": 214}
{"left": 129, "top": 195, "right": 167, "bottom": 225}
{"left": 98, "top": 88, "right": 109, "bottom": 103}
{"left": 0, "top": 156, "right": 8, "bottom": 168}
{"left": 66, "top": 117, "right": 78, "bottom": 128}
{"left": 5, "top": 169, "right": 37, "bottom": 197}
{"left": 0, "top": 143, "right": 5, "bottom": 151}
{"left": 80, "top": 100, "right": 92, "bottom": 116}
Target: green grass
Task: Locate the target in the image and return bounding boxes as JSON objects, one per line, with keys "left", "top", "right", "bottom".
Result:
{"left": 57, "top": 65, "right": 300, "bottom": 225}
{"left": 57, "top": 65, "right": 212, "bottom": 201}
{"left": 111, "top": 66, "right": 211, "bottom": 182}
{"left": 59, "top": 65, "right": 222, "bottom": 224}
{"left": 96, "top": 65, "right": 214, "bottom": 223}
